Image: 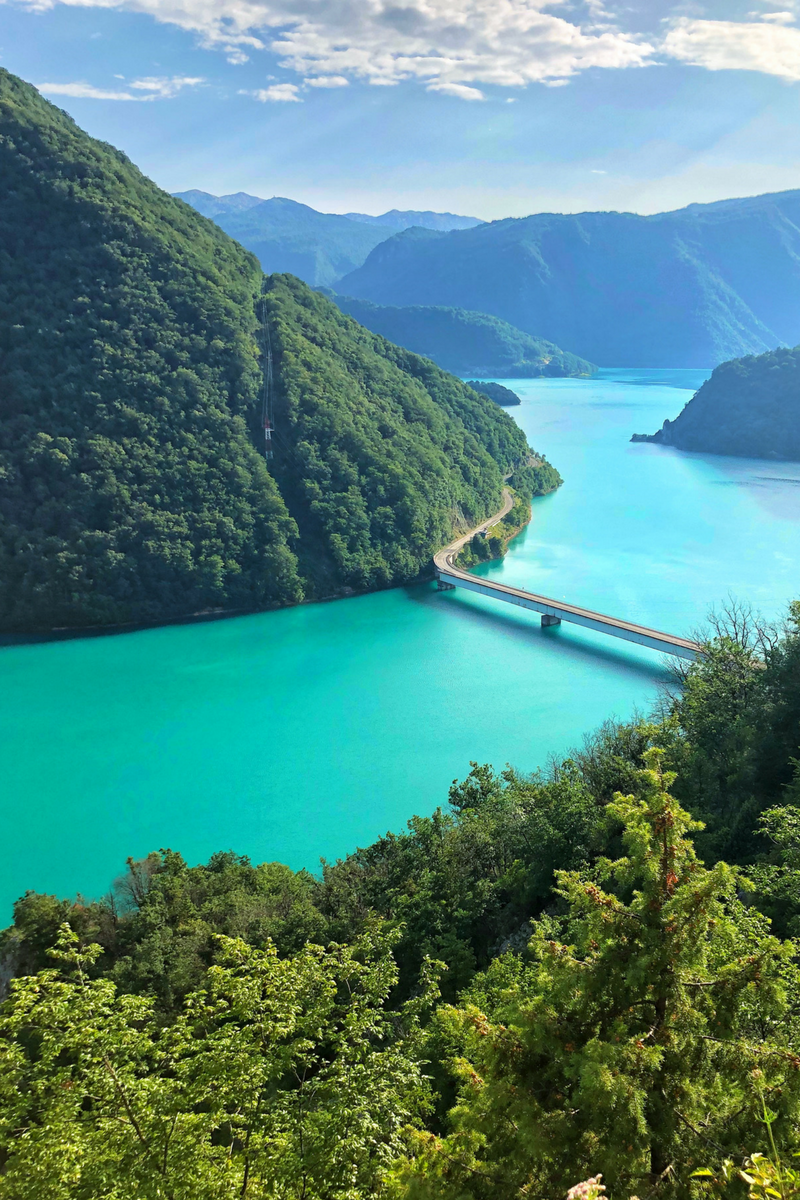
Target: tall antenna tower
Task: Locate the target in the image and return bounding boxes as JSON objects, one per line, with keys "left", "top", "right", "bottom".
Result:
{"left": 260, "top": 295, "right": 274, "bottom": 461}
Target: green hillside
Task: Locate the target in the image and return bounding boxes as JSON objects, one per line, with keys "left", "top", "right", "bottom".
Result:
{"left": 338, "top": 194, "right": 800, "bottom": 367}
{"left": 633, "top": 344, "right": 800, "bottom": 460}
{"left": 262, "top": 276, "right": 541, "bottom": 593}
{"left": 0, "top": 70, "right": 302, "bottom": 633}
{"left": 328, "top": 293, "right": 595, "bottom": 377}
{"left": 0, "top": 71, "right": 543, "bottom": 633}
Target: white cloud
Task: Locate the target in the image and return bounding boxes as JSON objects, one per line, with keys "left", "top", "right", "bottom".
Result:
{"left": 37, "top": 74, "right": 204, "bottom": 100}
{"left": 306, "top": 74, "right": 349, "bottom": 86}
{"left": 15, "top": 0, "right": 655, "bottom": 94}
{"left": 757, "top": 12, "right": 797, "bottom": 24}
{"left": 129, "top": 74, "right": 204, "bottom": 95}
{"left": 244, "top": 82, "right": 302, "bottom": 100}
{"left": 663, "top": 17, "right": 800, "bottom": 80}
{"left": 427, "top": 81, "right": 485, "bottom": 99}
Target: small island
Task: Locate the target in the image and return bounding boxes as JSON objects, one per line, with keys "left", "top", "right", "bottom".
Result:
{"left": 632, "top": 345, "right": 800, "bottom": 461}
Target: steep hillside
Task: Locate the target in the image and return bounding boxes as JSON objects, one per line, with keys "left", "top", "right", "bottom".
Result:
{"left": 338, "top": 193, "right": 800, "bottom": 367}
{"left": 0, "top": 72, "right": 542, "bottom": 633}
{"left": 327, "top": 294, "right": 594, "bottom": 377}
{"left": 263, "top": 276, "right": 544, "bottom": 593}
{"left": 633, "top": 345, "right": 800, "bottom": 460}
{"left": 0, "top": 70, "right": 302, "bottom": 633}
{"left": 174, "top": 193, "right": 388, "bottom": 287}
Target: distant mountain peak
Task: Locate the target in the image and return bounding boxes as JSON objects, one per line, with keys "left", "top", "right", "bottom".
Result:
{"left": 343, "top": 209, "right": 482, "bottom": 232}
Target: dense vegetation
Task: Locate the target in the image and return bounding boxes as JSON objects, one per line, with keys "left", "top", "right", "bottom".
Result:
{"left": 0, "top": 71, "right": 541, "bottom": 632}
{"left": 465, "top": 381, "right": 521, "bottom": 405}
{"left": 455, "top": 488, "right": 532, "bottom": 567}
{"left": 3, "top": 600, "right": 800, "bottom": 1197}
{"left": 328, "top": 294, "right": 595, "bottom": 378}
{"left": 0, "top": 69, "right": 301, "bottom": 633}
{"left": 263, "top": 277, "right": 543, "bottom": 595}
{"left": 338, "top": 192, "right": 800, "bottom": 367}
{"left": 634, "top": 344, "right": 800, "bottom": 460}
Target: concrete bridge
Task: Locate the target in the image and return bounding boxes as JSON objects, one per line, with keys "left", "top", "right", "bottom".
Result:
{"left": 433, "top": 491, "right": 700, "bottom": 662}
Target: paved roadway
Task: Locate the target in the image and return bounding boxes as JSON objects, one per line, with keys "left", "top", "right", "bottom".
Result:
{"left": 433, "top": 490, "right": 700, "bottom": 661}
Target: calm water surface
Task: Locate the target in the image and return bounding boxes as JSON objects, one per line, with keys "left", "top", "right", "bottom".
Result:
{"left": 2, "top": 368, "right": 799, "bottom": 914}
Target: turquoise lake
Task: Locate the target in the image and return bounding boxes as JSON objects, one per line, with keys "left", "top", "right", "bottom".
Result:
{"left": 2, "top": 367, "right": 799, "bottom": 916}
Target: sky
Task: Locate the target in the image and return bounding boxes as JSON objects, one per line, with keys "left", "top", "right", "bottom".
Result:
{"left": 3, "top": 0, "right": 800, "bottom": 218}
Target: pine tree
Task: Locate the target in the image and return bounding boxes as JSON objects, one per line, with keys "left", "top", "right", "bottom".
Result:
{"left": 401, "top": 750, "right": 800, "bottom": 1200}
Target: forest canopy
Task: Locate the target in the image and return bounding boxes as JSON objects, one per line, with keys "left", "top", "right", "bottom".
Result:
{"left": 634, "top": 344, "right": 800, "bottom": 461}
{"left": 0, "top": 69, "right": 547, "bottom": 633}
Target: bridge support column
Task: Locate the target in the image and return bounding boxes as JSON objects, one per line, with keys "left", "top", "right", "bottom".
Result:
{"left": 541, "top": 614, "right": 561, "bottom": 627}
{"left": 437, "top": 579, "right": 456, "bottom": 591}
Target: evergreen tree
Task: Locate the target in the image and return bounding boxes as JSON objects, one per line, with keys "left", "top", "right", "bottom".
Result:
{"left": 401, "top": 751, "right": 800, "bottom": 1200}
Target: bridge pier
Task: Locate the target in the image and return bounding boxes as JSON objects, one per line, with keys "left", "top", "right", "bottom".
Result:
{"left": 541, "top": 614, "right": 561, "bottom": 627}
{"left": 437, "top": 578, "right": 456, "bottom": 591}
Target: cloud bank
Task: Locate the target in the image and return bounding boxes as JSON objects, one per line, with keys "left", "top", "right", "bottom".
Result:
{"left": 663, "top": 16, "right": 800, "bottom": 81}
{"left": 17, "top": 0, "right": 654, "bottom": 91}
{"left": 19, "top": 0, "right": 800, "bottom": 99}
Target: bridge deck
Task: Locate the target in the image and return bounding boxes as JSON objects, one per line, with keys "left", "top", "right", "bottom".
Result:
{"left": 433, "top": 495, "right": 700, "bottom": 661}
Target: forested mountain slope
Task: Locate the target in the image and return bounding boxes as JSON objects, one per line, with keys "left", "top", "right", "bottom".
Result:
{"left": 262, "top": 275, "right": 543, "bottom": 594}
{"left": 0, "top": 70, "right": 302, "bottom": 633}
{"left": 338, "top": 192, "right": 800, "bottom": 367}
{"left": 0, "top": 71, "right": 541, "bottom": 633}
{"left": 326, "top": 293, "right": 595, "bottom": 377}
{"left": 634, "top": 344, "right": 800, "bottom": 460}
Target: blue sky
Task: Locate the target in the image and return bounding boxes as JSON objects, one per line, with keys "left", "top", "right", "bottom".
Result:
{"left": 3, "top": 0, "right": 800, "bottom": 217}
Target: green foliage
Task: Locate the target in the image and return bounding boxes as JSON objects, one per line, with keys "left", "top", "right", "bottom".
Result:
{"left": 328, "top": 295, "right": 596, "bottom": 378}
{"left": 455, "top": 491, "right": 533, "bottom": 568}
{"left": 263, "top": 276, "right": 535, "bottom": 594}
{"left": 0, "top": 925, "right": 431, "bottom": 1199}
{"left": 464, "top": 381, "right": 521, "bottom": 406}
{"left": 320, "top": 759, "right": 603, "bottom": 1000}
{"left": 0, "top": 71, "right": 545, "bottom": 630}
{"left": 637, "top": 345, "right": 800, "bottom": 461}
{"left": 0, "top": 69, "right": 302, "bottom": 631}
{"left": 402, "top": 752, "right": 800, "bottom": 1200}
{"left": 0, "top": 849, "right": 326, "bottom": 1014}
{"left": 659, "top": 602, "right": 800, "bottom": 866}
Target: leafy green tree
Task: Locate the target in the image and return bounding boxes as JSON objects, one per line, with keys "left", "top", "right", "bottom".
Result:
{"left": 400, "top": 751, "right": 800, "bottom": 1200}
{"left": 0, "top": 926, "right": 431, "bottom": 1199}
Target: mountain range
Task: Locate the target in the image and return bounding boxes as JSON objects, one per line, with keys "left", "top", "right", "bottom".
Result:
{"left": 174, "top": 190, "right": 481, "bottom": 286}
{"left": 0, "top": 71, "right": 540, "bottom": 633}
{"left": 338, "top": 193, "right": 800, "bottom": 368}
